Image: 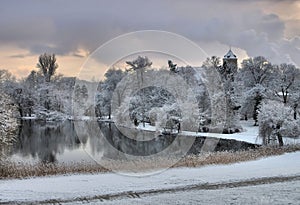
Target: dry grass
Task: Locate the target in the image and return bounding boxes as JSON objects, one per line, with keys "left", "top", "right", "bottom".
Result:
{"left": 0, "top": 161, "right": 109, "bottom": 179}
{"left": 175, "top": 145, "right": 300, "bottom": 168}
{"left": 1, "top": 145, "right": 300, "bottom": 179}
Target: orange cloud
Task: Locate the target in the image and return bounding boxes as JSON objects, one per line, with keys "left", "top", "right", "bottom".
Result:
{"left": 0, "top": 45, "right": 87, "bottom": 79}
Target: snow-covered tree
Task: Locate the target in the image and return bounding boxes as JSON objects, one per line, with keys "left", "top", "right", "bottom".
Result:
{"left": 240, "top": 56, "right": 274, "bottom": 125}
{"left": 74, "top": 84, "right": 82, "bottom": 100}
{"left": 112, "top": 67, "right": 199, "bottom": 131}
{"left": 81, "top": 85, "right": 88, "bottom": 99}
{"left": 0, "top": 69, "right": 15, "bottom": 84}
{"left": 0, "top": 71, "right": 19, "bottom": 139}
{"left": 202, "top": 56, "right": 241, "bottom": 132}
{"left": 126, "top": 56, "right": 152, "bottom": 72}
{"left": 16, "top": 68, "right": 76, "bottom": 119}
{"left": 74, "top": 84, "right": 89, "bottom": 104}
{"left": 0, "top": 91, "right": 19, "bottom": 157}
{"left": 0, "top": 69, "right": 18, "bottom": 97}
{"left": 290, "top": 92, "right": 300, "bottom": 120}
{"left": 202, "top": 57, "right": 225, "bottom": 127}
{"left": 95, "top": 68, "right": 126, "bottom": 119}
{"left": 55, "top": 76, "right": 76, "bottom": 115}
{"left": 126, "top": 56, "right": 152, "bottom": 87}
{"left": 176, "top": 65, "right": 211, "bottom": 129}
{"left": 129, "top": 86, "right": 177, "bottom": 123}
{"left": 95, "top": 89, "right": 111, "bottom": 118}
{"left": 258, "top": 100, "right": 300, "bottom": 146}
{"left": 153, "top": 103, "right": 181, "bottom": 132}
{"left": 18, "top": 71, "right": 44, "bottom": 117}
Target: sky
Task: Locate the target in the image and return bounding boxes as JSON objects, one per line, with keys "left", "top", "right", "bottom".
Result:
{"left": 0, "top": 0, "right": 300, "bottom": 79}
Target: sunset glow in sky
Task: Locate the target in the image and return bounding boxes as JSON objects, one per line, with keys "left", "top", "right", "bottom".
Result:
{"left": 1, "top": 0, "right": 300, "bottom": 79}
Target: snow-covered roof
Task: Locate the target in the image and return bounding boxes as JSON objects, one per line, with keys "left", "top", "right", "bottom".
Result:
{"left": 224, "top": 49, "right": 237, "bottom": 59}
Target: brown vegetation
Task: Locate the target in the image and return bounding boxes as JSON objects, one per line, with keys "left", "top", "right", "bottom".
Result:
{"left": 1, "top": 145, "right": 300, "bottom": 179}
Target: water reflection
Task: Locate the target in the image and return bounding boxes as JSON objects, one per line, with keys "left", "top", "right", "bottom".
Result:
{"left": 97, "top": 123, "right": 176, "bottom": 156}
{"left": 12, "top": 120, "right": 83, "bottom": 163}
{"left": 10, "top": 120, "right": 182, "bottom": 164}
{"left": 10, "top": 120, "right": 256, "bottom": 165}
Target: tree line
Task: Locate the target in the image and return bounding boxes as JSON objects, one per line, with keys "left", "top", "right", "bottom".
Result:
{"left": 0, "top": 53, "right": 299, "bottom": 145}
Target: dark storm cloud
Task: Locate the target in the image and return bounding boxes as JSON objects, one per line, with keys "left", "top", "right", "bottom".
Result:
{"left": 0, "top": 0, "right": 299, "bottom": 66}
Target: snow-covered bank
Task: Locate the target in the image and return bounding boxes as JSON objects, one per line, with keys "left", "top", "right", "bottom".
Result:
{"left": 186, "top": 120, "right": 300, "bottom": 145}
{"left": 1, "top": 151, "right": 300, "bottom": 203}
{"left": 136, "top": 120, "right": 300, "bottom": 145}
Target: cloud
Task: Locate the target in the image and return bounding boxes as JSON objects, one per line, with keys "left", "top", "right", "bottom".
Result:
{"left": 72, "top": 53, "right": 86, "bottom": 58}
{"left": 0, "top": 0, "right": 299, "bottom": 69}
{"left": 256, "top": 14, "right": 285, "bottom": 41}
{"left": 9, "top": 54, "right": 29, "bottom": 59}
{"left": 285, "top": 19, "right": 300, "bottom": 38}
{"left": 280, "top": 37, "right": 300, "bottom": 66}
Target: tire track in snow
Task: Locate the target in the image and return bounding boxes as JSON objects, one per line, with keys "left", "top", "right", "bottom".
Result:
{"left": 2, "top": 175, "right": 300, "bottom": 205}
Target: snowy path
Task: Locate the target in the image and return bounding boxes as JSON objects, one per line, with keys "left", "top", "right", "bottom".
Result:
{"left": 78, "top": 180, "right": 300, "bottom": 205}
{"left": 1, "top": 151, "right": 300, "bottom": 204}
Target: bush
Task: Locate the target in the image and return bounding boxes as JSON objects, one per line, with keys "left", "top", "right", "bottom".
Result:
{"left": 222, "top": 128, "right": 229, "bottom": 134}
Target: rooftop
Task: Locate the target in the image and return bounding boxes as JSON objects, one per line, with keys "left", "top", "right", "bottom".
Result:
{"left": 224, "top": 49, "right": 237, "bottom": 59}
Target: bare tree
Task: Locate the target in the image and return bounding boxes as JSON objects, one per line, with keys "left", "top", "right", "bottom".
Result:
{"left": 273, "top": 63, "right": 300, "bottom": 104}
{"left": 241, "top": 56, "right": 274, "bottom": 87}
{"left": 37, "top": 53, "right": 58, "bottom": 82}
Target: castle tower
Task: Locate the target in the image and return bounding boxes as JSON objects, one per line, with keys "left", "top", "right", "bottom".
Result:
{"left": 223, "top": 48, "right": 237, "bottom": 70}
{"left": 222, "top": 49, "right": 238, "bottom": 81}
{"left": 222, "top": 48, "right": 241, "bottom": 131}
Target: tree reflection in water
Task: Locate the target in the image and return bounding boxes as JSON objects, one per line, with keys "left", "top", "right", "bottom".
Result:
{"left": 11, "top": 120, "right": 178, "bottom": 164}
{"left": 12, "top": 120, "right": 83, "bottom": 163}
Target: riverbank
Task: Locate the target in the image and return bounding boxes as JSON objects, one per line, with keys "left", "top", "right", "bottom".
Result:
{"left": 1, "top": 145, "right": 300, "bottom": 179}
{"left": 1, "top": 150, "right": 300, "bottom": 204}
{"left": 3, "top": 118, "right": 300, "bottom": 179}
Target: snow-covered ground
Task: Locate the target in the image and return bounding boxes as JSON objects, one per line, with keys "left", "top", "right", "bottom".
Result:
{"left": 2, "top": 119, "right": 299, "bottom": 204}
{"left": 80, "top": 180, "right": 300, "bottom": 205}
{"left": 1, "top": 151, "right": 300, "bottom": 204}
{"left": 182, "top": 120, "right": 261, "bottom": 144}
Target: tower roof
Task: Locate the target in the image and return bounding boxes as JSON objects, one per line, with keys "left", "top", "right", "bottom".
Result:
{"left": 224, "top": 49, "right": 237, "bottom": 59}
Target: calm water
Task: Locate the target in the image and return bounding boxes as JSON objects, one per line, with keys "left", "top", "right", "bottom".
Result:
{"left": 9, "top": 120, "right": 187, "bottom": 164}
{"left": 8, "top": 120, "right": 262, "bottom": 165}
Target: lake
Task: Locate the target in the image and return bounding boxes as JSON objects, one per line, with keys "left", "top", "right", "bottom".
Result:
{"left": 8, "top": 120, "right": 191, "bottom": 164}
{"left": 8, "top": 120, "right": 257, "bottom": 165}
